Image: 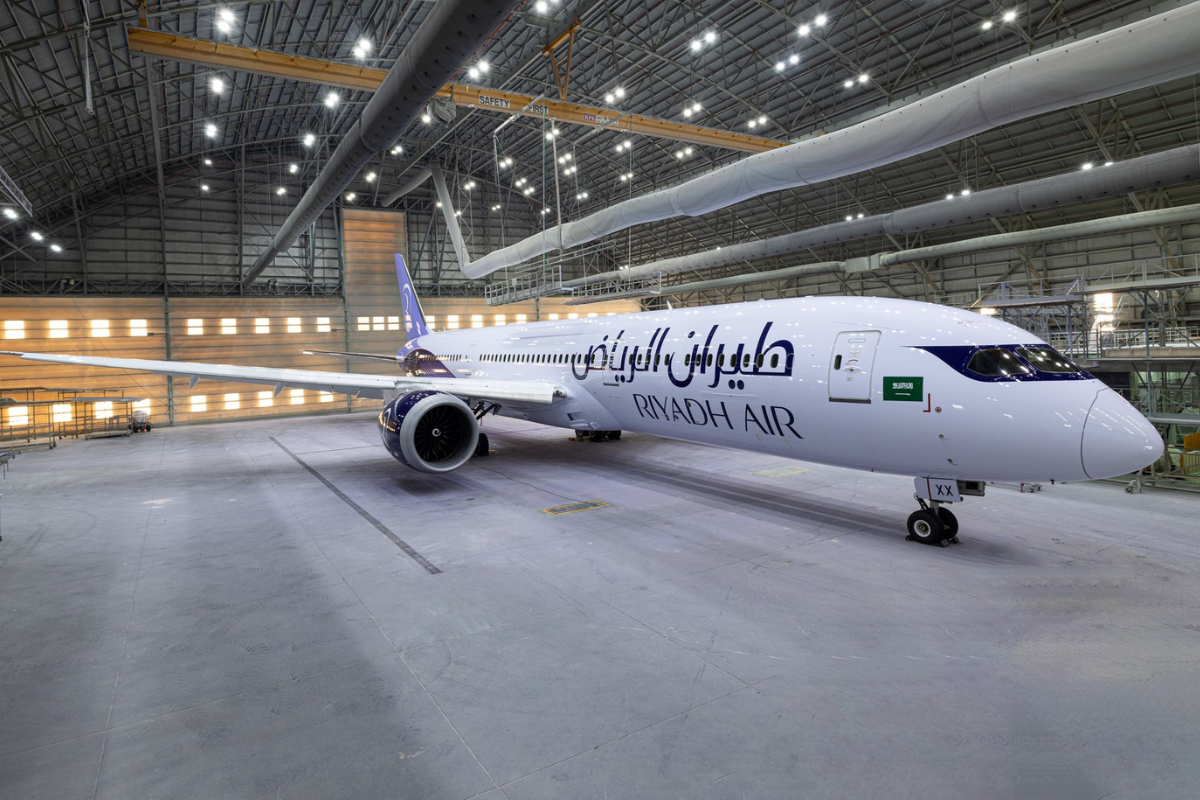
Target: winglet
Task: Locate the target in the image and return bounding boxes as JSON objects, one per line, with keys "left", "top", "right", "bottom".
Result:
{"left": 395, "top": 254, "right": 430, "bottom": 339}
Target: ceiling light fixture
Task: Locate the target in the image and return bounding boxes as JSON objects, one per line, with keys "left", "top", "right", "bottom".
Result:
{"left": 31, "top": 231, "right": 43, "bottom": 240}
{"left": 324, "top": 91, "right": 339, "bottom": 109}
{"left": 798, "top": 23, "right": 811, "bottom": 36}
{"left": 210, "top": 76, "right": 224, "bottom": 94}
{"left": 276, "top": 187, "right": 286, "bottom": 195}
{"left": 815, "top": 13, "right": 828, "bottom": 26}
{"left": 346, "top": 192, "right": 356, "bottom": 201}
{"left": 365, "top": 172, "right": 376, "bottom": 182}
{"left": 50, "top": 243, "right": 62, "bottom": 253}
{"left": 1003, "top": 10, "right": 1017, "bottom": 22}
{"left": 302, "top": 133, "right": 315, "bottom": 147}
{"left": 205, "top": 123, "right": 218, "bottom": 138}
{"left": 200, "top": 184, "right": 210, "bottom": 192}
{"left": 288, "top": 163, "right": 299, "bottom": 174}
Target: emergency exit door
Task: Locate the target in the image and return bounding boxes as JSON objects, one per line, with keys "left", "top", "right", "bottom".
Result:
{"left": 828, "top": 331, "right": 881, "bottom": 402}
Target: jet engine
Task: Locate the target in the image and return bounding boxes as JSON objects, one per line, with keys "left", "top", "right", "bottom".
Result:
{"left": 377, "top": 391, "right": 479, "bottom": 473}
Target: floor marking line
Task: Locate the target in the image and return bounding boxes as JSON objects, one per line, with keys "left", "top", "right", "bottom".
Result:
{"left": 269, "top": 437, "right": 441, "bottom": 575}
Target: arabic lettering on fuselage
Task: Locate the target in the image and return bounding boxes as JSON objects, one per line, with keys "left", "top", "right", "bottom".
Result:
{"left": 570, "top": 322, "right": 794, "bottom": 389}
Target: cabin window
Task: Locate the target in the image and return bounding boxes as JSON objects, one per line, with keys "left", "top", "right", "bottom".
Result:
{"left": 756, "top": 354, "right": 764, "bottom": 368}
{"left": 834, "top": 355, "right": 842, "bottom": 370}
{"left": 967, "top": 348, "right": 1030, "bottom": 377}
{"left": 684, "top": 354, "right": 691, "bottom": 366}
{"left": 717, "top": 354, "right": 725, "bottom": 367}
{"left": 1016, "top": 346, "right": 1081, "bottom": 374}
{"left": 771, "top": 354, "right": 779, "bottom": 368}
{"left": 707, "top": 354, "right": 713, "bottom": 368}
{"left": 743, "top": 353, "right": 751, "bottom": 368}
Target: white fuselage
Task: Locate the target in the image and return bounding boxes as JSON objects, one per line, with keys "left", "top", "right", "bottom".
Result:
{"left": 402, "top": 296, "right": 1160, "bottom": 483}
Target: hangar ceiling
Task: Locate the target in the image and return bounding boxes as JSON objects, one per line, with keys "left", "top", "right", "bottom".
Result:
{"left": 1, "top": 0, "right": 1198, "bottom": 304}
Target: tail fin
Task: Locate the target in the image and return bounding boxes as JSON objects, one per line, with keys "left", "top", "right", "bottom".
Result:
{"left": 395, "top": 254, "right": 430, "bottom": 339}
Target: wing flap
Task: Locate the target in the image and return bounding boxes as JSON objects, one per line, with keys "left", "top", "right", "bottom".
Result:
{"left": 1, "top": 351, "right": 563, "bottom": 406}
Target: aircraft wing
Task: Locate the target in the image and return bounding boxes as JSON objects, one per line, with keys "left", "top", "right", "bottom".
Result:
{"left": 1, "top": 351, "right": 564, "bottom": 405}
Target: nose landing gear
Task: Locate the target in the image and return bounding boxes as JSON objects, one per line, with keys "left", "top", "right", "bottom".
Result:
{"left": 906, "top": 497, "right": 959, "bottom": 547}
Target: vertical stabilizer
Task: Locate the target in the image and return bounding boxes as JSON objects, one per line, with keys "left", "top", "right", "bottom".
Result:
{"left": 395, "top": 254, "right": 430, "bottom": 339}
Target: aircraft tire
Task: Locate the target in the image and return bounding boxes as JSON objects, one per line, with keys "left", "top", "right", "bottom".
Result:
{"left": 574, "top": 429, "right": 591, "bottom": 442}
{"left": 906, "top": 510, "right": 946, "bottom": 546}
{"left": 607, "top": 430, "right": 622, "bottom": 441}
{"left": 474, "top": 433, "right": 490, "bottom": 457}
{"left": 936, "top": 507, "right": 958, "bottom": 539}
{"left": 590, "top": 430, "right": 607, "bottom": 443}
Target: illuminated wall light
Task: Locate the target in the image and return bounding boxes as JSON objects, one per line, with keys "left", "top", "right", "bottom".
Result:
{"left": 316, "top": 317, "right": 331, "bottom": 333}
{"left": 319, "top": 392, "right": 333, "bottom": 403}
{"left": 471, "top": 315, "right": 483, "bottom": 329}
{"left": 6, "top": 406, "right": 29, "bottom": 425}
{"left": 495, "top": 315, "right": 506, "bottom": 325}
{"left": 95, "top": 401, "right": 113, "bottom": 419}
{"left": 90, "top": 319, "right": 109, "bottom": 337}
{"left": 187, "top": 318, "right": 203, "bottom": 335}
{"left": 221, "top": 317, "right": 236, "bottom": 334}
{"left": 446, "top": 315, "right": 460, "bottom": 330}
{"left": 258, "top": 391, "right": 273, "bottom": 408}
{"left": 357, "top": 316, "right": 371, "bottom": 332}
{"left": 130, "top": 319, "right": 148, "bottom": 337}
{"left": 224, "top": 393, "right": 240, "bottom": 411}
{"left": 287, "top": 317, "right": 301, "bottom": 333}
{"left": 191, "top": 395, "right": 207, "bottom": 413}
{"left": 255, "top": 317, "right": 270, "bottom": 334}
{"left": 290, "top": 389, "right": 304, "bottom": 405}
{"left": 52, "top": 403, "right": 72, "bottom": 423}
{"left": 387, "top": 316, "right": 400, "bottom": 331}
{"left": 49, "top": 320, "right": 68, "bottom": 338}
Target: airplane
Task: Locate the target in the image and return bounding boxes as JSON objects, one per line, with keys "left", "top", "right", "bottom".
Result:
{"left": 3, "top": 255, "right": 1163, "bottom": 547}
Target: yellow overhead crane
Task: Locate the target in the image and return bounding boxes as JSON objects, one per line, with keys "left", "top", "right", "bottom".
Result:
{"left": 126, "top": 27, "right": 784, "bottom": 154}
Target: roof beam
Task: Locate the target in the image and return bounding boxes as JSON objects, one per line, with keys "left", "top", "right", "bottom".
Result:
{"left": 125, "top": 26, "right": 782, "bottom": 154}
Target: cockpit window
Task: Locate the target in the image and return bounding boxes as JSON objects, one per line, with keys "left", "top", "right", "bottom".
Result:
{"left": 1016, "top": 346, "right": 1081, "bottom": 374}
{"left": 967, "top": 348, "right": 1031, "bottom": 377}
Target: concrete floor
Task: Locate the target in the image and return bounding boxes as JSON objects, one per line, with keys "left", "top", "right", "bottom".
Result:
{"left": 2, "top": 411, "right": 1199, "bottom": 800}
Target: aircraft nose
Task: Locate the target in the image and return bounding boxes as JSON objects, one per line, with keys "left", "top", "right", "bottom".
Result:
{"left": 1081, "top": 389, "right": 1163, "bottom": 480}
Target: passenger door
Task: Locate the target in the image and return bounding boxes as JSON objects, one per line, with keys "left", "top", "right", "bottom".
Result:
{"left": 828, "top": 331, "right": 881, "bottom": 403}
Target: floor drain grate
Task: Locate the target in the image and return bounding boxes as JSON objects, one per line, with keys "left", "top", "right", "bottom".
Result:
{"left": 542, "top": 500, "right": 610, "bottom": 516}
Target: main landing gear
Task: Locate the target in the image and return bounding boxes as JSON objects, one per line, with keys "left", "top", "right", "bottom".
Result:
{"left": 574, "top": 429, "right": 621, "bottom": 442}
{"left": 906, "top": 498, "right": 959, "bottom": 547}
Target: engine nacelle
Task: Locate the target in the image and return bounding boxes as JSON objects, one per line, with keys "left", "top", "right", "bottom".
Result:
{"left": 377, "top": 391, "right": 479, "bottom": 473}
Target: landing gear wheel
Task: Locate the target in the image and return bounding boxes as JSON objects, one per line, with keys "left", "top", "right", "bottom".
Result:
{"left": 590, "top": 430, "right": 607, "bottom": 443}
{"left": 607, "top": 430, "right": 622, "bottom": 441}
{"left": 574, "top": 429, "right": 591, "bottom": 442}
{"left": 906, "top": 510, "right": 947, "bottom": 547}
{"left": 936, "top": 507, "right": 959, "bottom": 543}
{"left": 473, "top": 432, "right": 489, "bottom": 457}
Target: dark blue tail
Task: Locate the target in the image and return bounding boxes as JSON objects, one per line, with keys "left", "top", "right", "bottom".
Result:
{"left": 395, "top": 254, "right": 430, "bottom": 339}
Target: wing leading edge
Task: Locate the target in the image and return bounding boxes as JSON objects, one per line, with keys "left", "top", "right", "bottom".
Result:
{"left": 1, "top": 351, "right": 563, "bottom": 406}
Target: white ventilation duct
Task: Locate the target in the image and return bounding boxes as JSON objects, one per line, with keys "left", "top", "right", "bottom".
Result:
{"left": 464, "top": 2, "right": 1200, "bottom": 279}
{"left": 564, "top": 143, "right": 1200, "bottom": 287}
